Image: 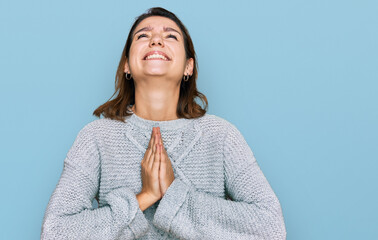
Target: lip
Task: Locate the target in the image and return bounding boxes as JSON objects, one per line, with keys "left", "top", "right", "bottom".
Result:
{"left": 143, "top": 51, "right": 171, "bottom": 61}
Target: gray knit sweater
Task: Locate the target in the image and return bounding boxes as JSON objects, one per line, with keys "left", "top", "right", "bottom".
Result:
{"left": 41, "top": 112, "right": 286, "bottom": 239}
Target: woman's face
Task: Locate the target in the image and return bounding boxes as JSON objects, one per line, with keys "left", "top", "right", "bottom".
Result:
{"left": 125, "top": 16, "right": 193, "bottom": 82}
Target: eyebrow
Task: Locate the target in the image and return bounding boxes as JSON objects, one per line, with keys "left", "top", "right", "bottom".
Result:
{"left": 133, "top": 26, "right": 181, "bottom": 37}
{"left": 134, "top": 26, "right": 152, "bottom": 36}
{"left": 163, "top": 27, "right": 181, "bottom": 35}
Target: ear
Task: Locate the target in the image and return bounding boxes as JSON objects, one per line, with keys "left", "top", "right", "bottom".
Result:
{"left": 185, "top": 58, "right": 194, "bottom": 75}
{"left": 124, "top": 59, "right": 130, "bottom": 73}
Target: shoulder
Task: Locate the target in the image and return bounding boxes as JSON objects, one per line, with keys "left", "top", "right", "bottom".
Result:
{"left": 75, "top": 117, "right": 127, "bottom": 139}
{"left": 197, "top": 113, "right": 240, "bottom": 133}
{"left": 196, "top": 113, "right": 244, "bottom": 142}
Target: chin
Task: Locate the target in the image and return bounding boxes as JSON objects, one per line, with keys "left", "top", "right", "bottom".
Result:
{"left": 143, "top": 68, "right": 169, "bottom": 76}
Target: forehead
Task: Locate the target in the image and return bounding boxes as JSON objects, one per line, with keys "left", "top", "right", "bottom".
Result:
{"left": 134, "top": 16, "right": 182, "bottom": 33}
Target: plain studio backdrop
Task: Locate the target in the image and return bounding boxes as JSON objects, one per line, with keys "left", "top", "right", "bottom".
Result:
{"left": 0, "top": 0, "right": 377, "bottom": 239}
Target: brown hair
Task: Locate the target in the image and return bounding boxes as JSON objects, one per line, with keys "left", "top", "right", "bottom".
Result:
{"left": 93, "top": 7, "right": 208, "bottom": 122}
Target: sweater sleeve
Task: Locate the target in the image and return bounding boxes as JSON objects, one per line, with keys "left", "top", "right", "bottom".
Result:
{"left": 152, "top": 123, "right": 286, "bottom": 240}
{"left": 41, "top": 124, "right": 149, "bottom": 240}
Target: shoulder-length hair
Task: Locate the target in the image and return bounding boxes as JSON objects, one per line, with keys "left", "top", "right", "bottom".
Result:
{"left": 93, "top": 7, "right": 208, "bottom": 122}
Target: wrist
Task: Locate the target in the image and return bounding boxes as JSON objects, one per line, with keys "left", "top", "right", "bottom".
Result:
{"left": 136, "top": 191, "right": 159, "bottom": 211}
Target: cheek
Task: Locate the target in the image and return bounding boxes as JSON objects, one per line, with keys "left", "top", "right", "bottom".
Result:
{"left": 173, "top": 46, "right": 187, "bottom": 66}
{"left": 129, "top": 45, "right": 137, "bottom": 57}
{"left": 128, "top": 45, "right": 140, "bottom": 67}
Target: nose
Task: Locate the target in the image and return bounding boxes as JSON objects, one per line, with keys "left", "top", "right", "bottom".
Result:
{"left": 149, "top": 34, "right": 164, "bottom": 47}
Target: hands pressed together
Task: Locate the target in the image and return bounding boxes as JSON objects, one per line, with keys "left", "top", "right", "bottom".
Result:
{"left": 136, "top": 127, "right": 175, "bottom": 211}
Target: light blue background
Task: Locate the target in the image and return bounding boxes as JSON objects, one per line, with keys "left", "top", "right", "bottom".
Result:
{"left": 1, "top": 0, "right": 377, "bottom": 239}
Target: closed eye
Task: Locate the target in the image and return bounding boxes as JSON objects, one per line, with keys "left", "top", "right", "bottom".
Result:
{"left": 167, "top": 34, "right": 178, "bottom": 40}
{"left": 137, "top": 33, "right": 148, "bottom": 39}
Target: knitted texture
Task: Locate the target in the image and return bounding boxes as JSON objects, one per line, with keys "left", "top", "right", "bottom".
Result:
{"left": 41, "top": 112, "right": 286, "bottom": 239}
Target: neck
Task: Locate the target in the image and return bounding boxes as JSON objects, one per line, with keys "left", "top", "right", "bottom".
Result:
{"left": 132, "top": 80, "right": 180, "bottom": 121}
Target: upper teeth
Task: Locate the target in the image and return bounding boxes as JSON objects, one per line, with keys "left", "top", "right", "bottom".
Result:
{"left": 146, "top": 54, "right": 168, "bottom": 60}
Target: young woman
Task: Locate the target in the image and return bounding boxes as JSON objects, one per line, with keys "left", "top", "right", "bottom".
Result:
{"left": 41, "top": 7, "right": 286, "bottom": 240}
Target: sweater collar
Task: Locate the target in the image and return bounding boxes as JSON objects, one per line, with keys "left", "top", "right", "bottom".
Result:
{"left": 125, "top": 111, "right": 193, "bottom": 131}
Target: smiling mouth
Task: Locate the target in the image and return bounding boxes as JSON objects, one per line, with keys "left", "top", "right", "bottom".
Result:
{"left": 143, "top": 51, "right": 170, "bottom": 61}
{"left": 145, "top": 54, "right": 168, "bottom": 60}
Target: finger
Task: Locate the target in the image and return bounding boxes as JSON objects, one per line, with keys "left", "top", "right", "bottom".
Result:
{"left": 161, "top": 146, "right": 173, "bottom": 170}
{"left": 147, "top": 127, "right": 156, "bottom": 149}
{"left": 156, "top": 127, "right": 161, "bottom": 145}
{"left": 147, "top": 140, "right": 158, "bottom": 169}
{"left": 154, "top": 127, "right": 159, "bottom": 144}
{"left": 156, "top": 129, "right": 166, "bottom": 152}
{"left": 144, "top": 128, "right": 156, "bottom": 166}
{"left": 143, "top": 128, "right": 154, "bottom": 160}
{"left": 143, "top": 145, "right": 154, "bottom": 165}
{"left": 151, "top": 143, "right": 161, "bottom": 172}
{"left": 147, "top": 144, "right": 156, "bottom": 169}
{"left": 160, "top": 145, "right": 166, "bottom": 176}
{"left": 148, "top": 134, "right": 159, "bottom": 169}
{"left": 161, "top": 143, "right": 167, "bottom": 154}
{"left": 160, "top": 145, "right": 166, "bottom": 163}
{"left": 159, "top": 141, "right": 167, "bottom": 157}
{"left": 157, "top": 128, "right": 163, "bottom": 146}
